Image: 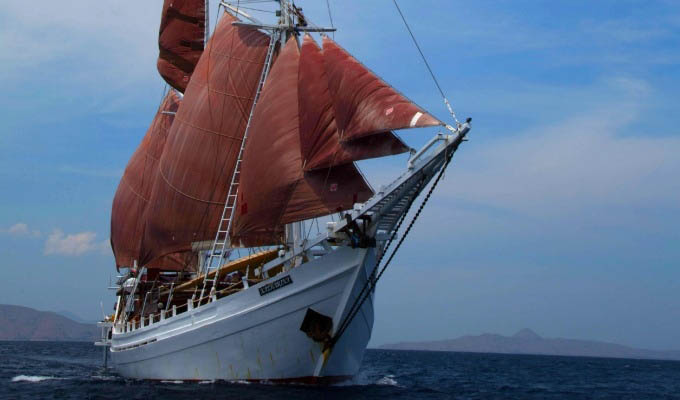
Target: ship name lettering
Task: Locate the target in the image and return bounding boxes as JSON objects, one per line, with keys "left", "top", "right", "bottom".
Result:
{"left": 259, "top": 275, "right": 293, "bottom": 296}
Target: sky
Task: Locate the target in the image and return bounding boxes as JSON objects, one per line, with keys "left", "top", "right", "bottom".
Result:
{"left": 0, "top": 1, "right": 678, "bottom": 350}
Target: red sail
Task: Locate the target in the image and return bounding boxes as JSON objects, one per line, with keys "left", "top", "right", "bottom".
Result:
{"left": 157, "top": 0, "right": 207, "bottom": 92}
{"left": 322, "top": 36, "right": 443, "bottom": 141}
{"left": 231, "top": 38, "right": 373, "bottom": 246}
{"left": 110, "top": 91, "right": 181, "bottom": 269}
{"left": 298, "top": 35, "right": 409, "bottom": 170}
{"left": 140, "top": 13, "right": 271, "bottom": 264}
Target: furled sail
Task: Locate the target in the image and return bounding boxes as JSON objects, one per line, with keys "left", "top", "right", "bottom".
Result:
{"left": 139, "top": 12, "right": 271, "bottom": 265}
{"left": 157, "top": 0, "right": 208, "bottom": 92}
{"left": 231, "top": 37, "right": 373, "bottom": 246}
{"left": 231, "top": 35, "right": 444, "bottom": 245}
{"left": 110, "top": 91, "right": 182, "bottom": 269}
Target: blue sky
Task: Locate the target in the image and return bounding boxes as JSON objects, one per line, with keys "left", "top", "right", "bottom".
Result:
{"left": 0, "top": 1, "right": 678, "bottom": 350}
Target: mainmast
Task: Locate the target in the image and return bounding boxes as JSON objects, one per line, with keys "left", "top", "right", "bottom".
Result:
{"left": 280, "top": 0, "right": 303, "bottom": 266}
{"left": 266, "top": 1, "right": 338, "bottom": 267}
{"left": 199, "top": 1, "right": 335, "bottom": 294}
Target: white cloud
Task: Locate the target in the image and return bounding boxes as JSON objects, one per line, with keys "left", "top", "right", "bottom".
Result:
{"left": 373, "top": 90, "right": 676, "bottom": 264}
{"left": 7, "top": 223, "right": 28, "bottom": 236}
{"left": 445, "top": 108, "right": 680, "bottom": 219}
{"left": 0, "top": 0, "right": 172, "bottom": 124}
{"left": 358, "top": 76, "right": 680, "bottom": 247}
{"left": 3, "top": 222, "right": 41, "bottom": 237}
{"left": 44, "top": 229, "right": 110, "bottom": 256}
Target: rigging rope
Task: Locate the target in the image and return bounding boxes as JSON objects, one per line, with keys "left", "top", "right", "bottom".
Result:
{"left": 329, "top": 150, "right": 456, "bottom": 348}
{"left": 391, "top": 0, "right": 459, "bottom": 126}
{"left": 326, "top": 0, "right": 335, "bottom": 39}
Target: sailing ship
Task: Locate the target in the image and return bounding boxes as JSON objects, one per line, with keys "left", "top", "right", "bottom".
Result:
{"left": 97, "top": 0, "right": 471, "bottom": 382}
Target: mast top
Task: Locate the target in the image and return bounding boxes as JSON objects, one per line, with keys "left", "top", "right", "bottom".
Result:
{"left": 222, "top": 0, "right": 335, "bottom": 34}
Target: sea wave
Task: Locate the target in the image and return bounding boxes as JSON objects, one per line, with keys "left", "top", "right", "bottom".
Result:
{"left": 376, "top": 375, "right": 399, "bottom": 386}
{"left": 91, "top": 375, "right": 119, "bottom": 381}
{"left": 11, "top": 375, "right": 58, "bottom": 383}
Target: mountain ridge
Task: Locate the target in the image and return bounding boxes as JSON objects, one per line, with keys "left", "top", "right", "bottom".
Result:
{"left": 0, "top": 304, "right": 98, "bottom": 342}
{"left": 380, "top": 329, "right": 680, "bottom": 361}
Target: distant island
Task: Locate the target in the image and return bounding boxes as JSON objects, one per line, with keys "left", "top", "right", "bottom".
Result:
{"left": 380, "top": 328, "right": 680, "bottom": 361}
{"left": 0, "top": 304, "right": 98, "bottom": 341}
{"left": 2, "top": 304, "right": 678, "bottom": 361}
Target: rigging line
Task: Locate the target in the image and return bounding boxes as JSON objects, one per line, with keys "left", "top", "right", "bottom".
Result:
{"left": 303, "top": 216, "right": 315, "bottom": 243}
{"left": 159, "top": 83, "right": 169, "bottom": 107}
{"left": 205, "top": 0, "right": 210, "bottom": 44}
{"left": 330, "top": 178, "right": 423, "bottom": 345}
{"left": 331, "top": 151, "right": 455, "bottom": 347}
{"left": 233, "top": 5, "right": 276, "bottom": 13}
{"left": 391, "top": 0, "right": 459, "bottom": 125}
{"left": 325, "top": 0, "right": 335, "bottom": 39}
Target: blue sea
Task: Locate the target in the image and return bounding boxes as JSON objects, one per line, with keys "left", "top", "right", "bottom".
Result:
{"left": 2, "top": 341, "right": 680, "bottom": 399}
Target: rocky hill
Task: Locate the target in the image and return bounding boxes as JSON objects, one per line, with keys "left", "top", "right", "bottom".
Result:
{"left": 0, "top": 304, "right": 98, "bottom": 341}
{"left": 381, "top": 328, "right": 680, "bottom": 361}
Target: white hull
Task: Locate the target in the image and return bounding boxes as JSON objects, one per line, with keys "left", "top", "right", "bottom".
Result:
{"left": 109, "top": 246, "right": 377, "bottom": 381}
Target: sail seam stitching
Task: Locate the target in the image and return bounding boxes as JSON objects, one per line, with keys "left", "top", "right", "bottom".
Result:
{"left": 174, "top": 117, "right": 244, "bottom": 140}
{"left": 208, "top": 49, "right": 266, "bottom": 66}
{"left": 120, "top": 174, "right": 150, "bottom": 203}
{"left": 157, "top": 163, "right": 225, "bottom": 205}
{"left": 205, "top": 86, "right": 254, "bottom": 102}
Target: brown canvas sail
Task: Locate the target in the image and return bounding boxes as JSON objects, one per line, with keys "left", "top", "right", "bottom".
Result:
{"left": 110, "top": 91, "right": 181, "bottom": 269}
{"left": 140, "top": 12, "right": 271, "bottom": 265}
{"left": 298, "top": 35, "right": 410, "bottom": 171}
{"left": 231, "top": 34, "right": 447, "bottom": 245}
{"left": 157, "top": 0, "right": 208, "bottom": 92}
{"left": 322, "top": 36, "right": 443, "bottom": 140}
{"left": 231, "top": 38, "right": 373, "bottom": 246}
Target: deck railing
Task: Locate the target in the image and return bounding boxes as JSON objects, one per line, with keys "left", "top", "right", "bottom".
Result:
{"left": 117, "top": 277, "right": 263, "bottom": 334}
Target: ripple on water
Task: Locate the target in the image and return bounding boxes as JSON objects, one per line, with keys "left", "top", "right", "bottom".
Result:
{"left": 3, "top": 343, "right": 680, "bottom": 400}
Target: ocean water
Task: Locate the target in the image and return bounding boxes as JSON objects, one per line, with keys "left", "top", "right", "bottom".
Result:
{"left": 2, "top": 342, "right": 680, "bottom": 399}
